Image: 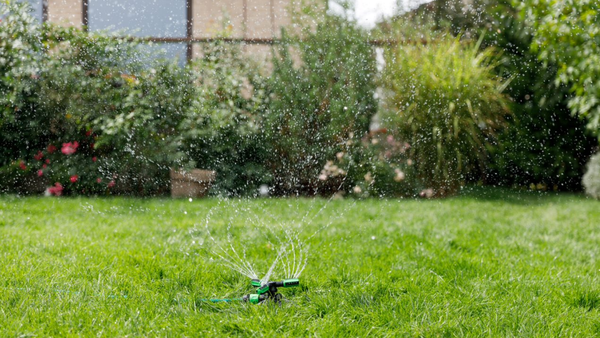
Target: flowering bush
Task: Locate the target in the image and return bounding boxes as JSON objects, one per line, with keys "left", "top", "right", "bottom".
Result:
{"left": 0, "top": 2, "right": 200, "bottom": 196}
{"left": 317, "top": 130, "right": 420, "bottom": 198}
{"left": 8, "top": 127, "right": 121, "bottom": 195}
{"left": 583, "top": 152, "right": 600, "bottom": 200}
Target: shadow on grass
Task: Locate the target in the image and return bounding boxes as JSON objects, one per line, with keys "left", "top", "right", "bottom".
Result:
{"left": 455, "top": 186, "right": 588, "bottom": 205}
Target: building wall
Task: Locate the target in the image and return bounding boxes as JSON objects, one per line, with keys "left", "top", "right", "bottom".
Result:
{"left": 46, "top": 0, "right": 299, "bottom": 39}
{"left": 193, "top": 0, "right": 246, "bottom": 39}
{"left": 47, "top": 0, "right": 83, "bottom": 28}
{"left": 44, "top": 0, "right": 313, "bottom": 65}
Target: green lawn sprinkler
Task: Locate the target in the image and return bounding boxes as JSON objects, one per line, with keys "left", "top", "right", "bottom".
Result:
{"left": 243, "top": 278, "right": 300, "bottom": 304}
{"left": 201, "top": 278, "right": 300, "bottom": 305}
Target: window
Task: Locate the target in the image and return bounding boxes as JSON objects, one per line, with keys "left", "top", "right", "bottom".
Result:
{"left": 88, "top": 0, "right": 187, "bottom": 38}
{"left": 138, "top": 43, "right": 187, "bottom": 66}
{"left": 17, "top": 0, "right": 43, "bottom": 22}
{"left": 88, "top": 0, "right": 188, "bottom": 64}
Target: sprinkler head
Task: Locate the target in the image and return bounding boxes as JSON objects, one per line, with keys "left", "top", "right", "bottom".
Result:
{"left": 245, "top": 278, "right": 300, "bottom": 304}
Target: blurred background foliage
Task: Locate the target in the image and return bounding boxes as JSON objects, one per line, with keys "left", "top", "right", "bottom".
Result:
{"left": 0, "top": 0, "right": 598, "bottom": 198}
{"left": 265, "top": 14, "right": 378, "bottom": 196}
{"left": 380, "top": 36, "right": 508, "bottom": 197}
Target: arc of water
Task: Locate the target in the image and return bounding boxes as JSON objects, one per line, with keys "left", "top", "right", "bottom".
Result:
{"left": 200, "top": 179, "right": 357, "bottom": 282}
{"left": 202, "top": 207, "right": 259, "bottom": 279}
{"left": 260, "top": 249, "right": 283, "bottom": 285}
{"left": 294, "top": 243, "right": 309, "bottom": 278}
{"left": 205, "top": 226, "right": 259, "bottom": 279}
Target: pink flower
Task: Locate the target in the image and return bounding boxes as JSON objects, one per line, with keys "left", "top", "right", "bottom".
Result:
{"left": 96, "top": 178, "right": 102, "bottom": 183}
{"left": 92, "top": 156, "right": 97, "bottom": 162}
{"left": 37, "top": 170, "right": 43, "bottom": 177}
{"left": 61, "top": 141, "right": 79, "bottom": 155}
{"left": 70, "top": 175, "right": 78, "bottom": 183}
{"left": 42, "top": 164, "right": 47, "bottom": 169}
{"left": 107, "top": 180, "right": 115, "bottom": 188}
{"left": 19, "top": 161, "right": 27, "bottom": 171}
{"left": 47, "top": 144, "right": 57, "bottom": 153}
{"left": 48, "top": 183, "right": 63, "bottom": 196}
{"left": 45, "top": 159, "right": 50, "bottom": 164}
{"left": 34, "top": 151, "right": 44, "bottom": 161}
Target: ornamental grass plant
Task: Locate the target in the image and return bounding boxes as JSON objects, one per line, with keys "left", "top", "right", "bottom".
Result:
{"left": 381, "top": 36, "right": 509, "bottom": 197}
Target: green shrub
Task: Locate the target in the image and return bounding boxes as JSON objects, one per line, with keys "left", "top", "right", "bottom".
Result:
{"left": 0, "top": 1, "right": 47, "bottom": 167}
{"left": 381, "top": 1, "right": 597, "bottom": 192}
{"left": 483, "top": 5, "right": 597, "bottom": 191}
{"left": 0, "top": 1, "right": 44, "bottom": 124}
{"left": 265, "top": 14, "right": 378, "bottom": 195}
{"left": 183, "top": 40, "right": 271, "bottom": 196}
{"left": 34, "top": 27, "right": 198, "bottom": 195}
{"left": 583, "top": 152, "right": 600, "bottom": 199}
{"left": 517, "top": 0, "right": 600, "bottom": 136}
{"left": 381, "top": 37, "right": 508, "bottom": 197}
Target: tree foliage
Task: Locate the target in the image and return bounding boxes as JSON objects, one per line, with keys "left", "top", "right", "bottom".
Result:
{"left": 483, "top": 4, "right": 597, "bottom": 190}
{"left": 518, "top": 0, "right": 600, "bottom": 135}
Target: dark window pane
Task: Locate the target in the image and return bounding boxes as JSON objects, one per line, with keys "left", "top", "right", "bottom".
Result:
{"left": 17, "top": 0, "right": 42, "bottom": 22}
{"left": 89, "top": 0, "right": 187, "bottom": 38}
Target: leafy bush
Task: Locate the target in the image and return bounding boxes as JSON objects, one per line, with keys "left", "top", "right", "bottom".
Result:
{"left": 36, "top": 29, "right": 198, "bottom": 195}
{"left": 265, "top": 14, "right": 378, "bottom": 195}
{"left": 0, "top": 1, "right": 47, "bottom": 170}
{"left": 518, "top": 0, "right": 600, "bottom": 136}
{"left": 383, "top": 1, "right": 598, "bottom": 191}
{"left": 400, "top": 0, "right": 502, "bottom": 38}
{"left": 184, "top": 40, "right": 271, "bottom": 196}
{"left": 482, "top": 5, "right": 597, "bottom": 191}
{"left": 0, "top": 1, "right": 44, "bottom": 123}
{"left": 583, "top": 152, "right": 600, "bottom": 199}
{"left": 381, "top": 37, "right": 508, "bottom": 197}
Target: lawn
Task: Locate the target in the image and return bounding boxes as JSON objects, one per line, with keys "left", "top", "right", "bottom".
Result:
{"left": 1, "top": 188, "right": 599, "bottom": 337}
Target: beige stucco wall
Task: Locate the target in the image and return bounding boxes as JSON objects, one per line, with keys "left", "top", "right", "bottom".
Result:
{"left": 47, "top": 0, "right": 82, "bottom": 28}
{"left": 192, "top": 0, "right": 298, "bottom": 40}
{"left": 193, "top": 0, "right": 246, "bottom": 38}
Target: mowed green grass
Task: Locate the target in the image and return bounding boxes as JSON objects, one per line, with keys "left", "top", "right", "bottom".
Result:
{"left": 1, "top": 188, "right": 599, "bottom": 337}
